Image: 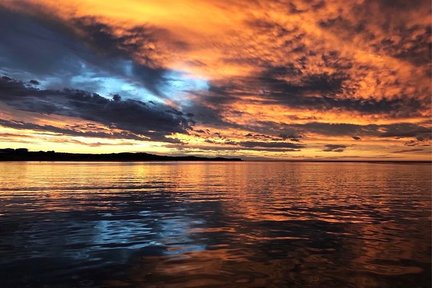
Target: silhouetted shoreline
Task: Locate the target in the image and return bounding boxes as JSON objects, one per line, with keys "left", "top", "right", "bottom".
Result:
{"left": 0, "top": 148, "right": 242, "bottom": 162}
{"left": 0, "top": 148, "right": 430, "bottom": 163}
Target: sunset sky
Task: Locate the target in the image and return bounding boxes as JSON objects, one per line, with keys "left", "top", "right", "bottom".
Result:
{"left": 0, "top": 0, "right": 430, "bottom": 160}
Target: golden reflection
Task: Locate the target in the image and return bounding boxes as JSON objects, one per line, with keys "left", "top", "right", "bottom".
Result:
{"left": 0, "top": 162, "right": 430, "bottom": 287}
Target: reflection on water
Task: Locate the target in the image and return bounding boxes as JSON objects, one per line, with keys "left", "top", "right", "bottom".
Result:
{"left": 0, "top": 162, "right": 430, "bottom": 288}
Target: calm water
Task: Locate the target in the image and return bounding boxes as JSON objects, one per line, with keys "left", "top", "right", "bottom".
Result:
{"left": 0, "top": 162, "right": 430, "bottom": 288}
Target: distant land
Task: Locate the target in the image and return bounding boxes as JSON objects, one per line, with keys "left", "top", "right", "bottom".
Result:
{"left": 0, "top": 148, "right": 242, "bottom": 162}
{"left": 0, "top": 148, "right": 430, "bottom": 163}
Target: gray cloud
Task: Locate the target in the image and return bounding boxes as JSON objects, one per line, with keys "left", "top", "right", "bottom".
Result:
{"left": 0, "top": 7, "right": 177, "bottom": 98}
{"left": 71, "top": 17, "right": 175, "bottom": 96}
{"left": 393, "top": 148, "right": 424, "bottom": 154}
{"left": 203, "top": 70, "right": 423, "bottom": 117}
{"left": 238, "top": 121, "right": 432, "bottom": 143}
{"left": 0, "top": 77, "right": 193, "bottom": 142}
{"left": 322, "top": 144, "right": 347, "bottom": 152}
{"left": 294, "top": 122, "right": 432, "bottom": 139}
{"left": 238, "top": 141, "right": 304, "bottom": 149}
{"left": 0, "top": 119, "right": 145, "bottom": 141}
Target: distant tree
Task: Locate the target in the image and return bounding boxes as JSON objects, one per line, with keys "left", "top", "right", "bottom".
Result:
{"left": 16, "top": 148, "right": 28, "bottom": 153}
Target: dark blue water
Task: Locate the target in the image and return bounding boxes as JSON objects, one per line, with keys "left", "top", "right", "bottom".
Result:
{"left": 0, "top": 162, "right": 430, "bottom": 287}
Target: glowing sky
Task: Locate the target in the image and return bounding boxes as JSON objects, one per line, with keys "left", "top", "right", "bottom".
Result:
{"left": 0, "top": 0, "right": 430, "bottom": 159}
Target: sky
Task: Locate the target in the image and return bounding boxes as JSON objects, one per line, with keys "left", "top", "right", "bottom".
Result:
{"left": 0, "top": 0, "right": 430, "bottom": 160}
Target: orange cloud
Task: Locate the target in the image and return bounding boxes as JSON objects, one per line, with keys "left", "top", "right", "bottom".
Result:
{"left": 0, "top": 0, "right": 430, "bottom": 159}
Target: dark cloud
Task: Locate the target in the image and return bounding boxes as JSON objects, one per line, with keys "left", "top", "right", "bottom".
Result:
{"left": 71, "top": 17, "right": 173, "bottom": 96}
{"left": 224, "top": 8, "right": 429, "bottom": 119}
{"left": 292, "top": 122, "right": 364, "bottom": 136}
{"left": 168, "top": 143, "right": 302, "bottom": 153}
{"left": 279, "top": 133, "right": 302, "bottom": 142}
{"left": 195, "top": 68, "right": 423, "bottom": 119}
{"left": 188, "top": 115, "right": 431, "bottom": 152}
{"left": 375, "top": 25, "right": 431, "bottom": 66}
{"left": 183, "top": 90, "right": 240, "bottom": 129}
{"left": 0, "top": 7, "right": 84, "bottom": 77}
{"left": 0, "top": 77, "right": 193, "bottom": 142}
{"left": 322, "top": 144, "right": 347, "bottom": 152}
{"left": 0, "top": 119, "right": 145, "bottom": 141}
{"left": 246, "top": 18, "right": 299, "bottom": 38}
{"left": 253, "top": 71, "right": 422, "bottom": 116}
{"left": 238, "top": 121, "right": 431, "bottom": 143}
{"left": 393, "top": 148, "right": 424, "bottom": 154}
{"left": 238, "top": 141, "right": 304, "bottom": 149}
{"left": 318, "top": 0, "right": 431, "bottom": 66}
{"left": 0, "top": 7, "right": 177, "bottom": 97}
{"left": 294, "top": 122, "right": 432, "bottom": 139}
{"left": 378, "top": 123, "right": 431, "bottom": 138}
{"left": 196, "top": 136, "right": 304, "bottom": 151}
{"left": 403, "top": 136, "right": 431, "bottom": 147}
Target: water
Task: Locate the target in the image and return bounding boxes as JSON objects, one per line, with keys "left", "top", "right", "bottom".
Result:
{"left": 0, "top": 162, "right": 430, "bottom": 288}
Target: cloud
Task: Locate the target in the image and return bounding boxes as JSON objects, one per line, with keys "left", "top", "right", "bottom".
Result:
{"left": 0, "top": 76, "right": 193, "bottom": 142}
{"left": 322, "top": 144, "right": 347, "bottom": 152}
{"left": 238, "top": 141, "right": 304, "bottom": 150}
{"left": 318, "top": 0, "right": 431, "bottom": 66}
{"left": 378, "top": 123, "right": 432, "bottom": 138}
{"left": 393, "top": 148, "right": 424, "bottom": 154}
{"left": 0, "top": 0, "right": 429, "bottom": 159}
{"left": 71, "top": 16, "right": 174, "bottom": 96}
{"left": 294, "top": 122, "right": 432, "bottom": 140}
{"left": 0, "top": 119, "right": 144, "bottom": 140}
{"left": 0, "top": 7, "right": 83, "bottom": 78}
{"left": 168, "top": 143, "right": 302, "bottom": 153}
{"left": 200, "top": 68, "right": 424, "bottom": 118}
{"left": 0, "top": 7, "right": 188, "bottom": 101}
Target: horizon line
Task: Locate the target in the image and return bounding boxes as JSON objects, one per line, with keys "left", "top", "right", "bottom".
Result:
{"left": 0, "top": 148, "right": 430, "bottom": 163}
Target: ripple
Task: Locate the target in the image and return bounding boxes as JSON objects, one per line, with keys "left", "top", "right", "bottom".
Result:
{"left": 0, "top": 162, "right": 430, "bottom": 288}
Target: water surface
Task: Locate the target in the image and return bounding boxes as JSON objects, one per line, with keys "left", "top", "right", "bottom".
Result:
{"left": 0, "top": 162, "right": 430, "bottom": 287}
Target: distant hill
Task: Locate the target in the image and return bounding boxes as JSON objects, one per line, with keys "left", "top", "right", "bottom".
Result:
{"left": 0, "top": 148, "right": 242, "bottom": 162}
